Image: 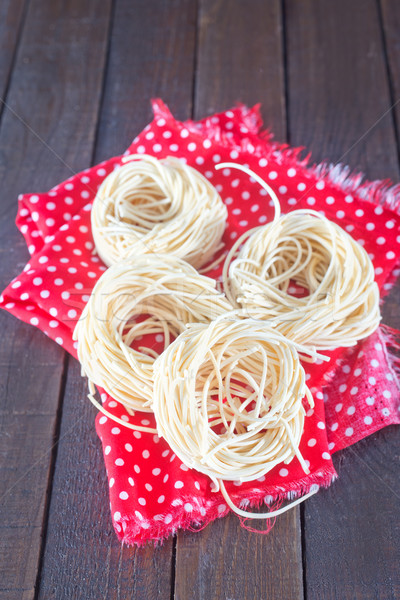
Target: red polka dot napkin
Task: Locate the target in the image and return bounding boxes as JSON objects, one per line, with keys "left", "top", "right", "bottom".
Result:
{"left": 1, "top": 99, "right": 399, "bottom": 545}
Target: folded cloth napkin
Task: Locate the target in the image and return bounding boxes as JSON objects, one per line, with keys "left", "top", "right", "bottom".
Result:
{"left": 1, "top": 100, "right": 399, "bottom": 545}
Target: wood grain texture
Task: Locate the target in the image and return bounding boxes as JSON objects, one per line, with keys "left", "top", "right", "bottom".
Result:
{"left": 37, "top": 0, "right": 197, "bottom": 597}
{"left": 0, "top": 0, "right": 112, "bottom": 261}
{"left": 94, "top": 0, "right": 197, "bottom": 164}
{"left": 285, "top": 0, "right": 398, "bottom": 181}
{"left": 303, "top": 429, "right": 400, "bottom": 600}
{"left": 195, "top": 0, "right": 286, "bottom": 140}
{"left": 1, "top": 1, "right": 399, "bottom": 597}
{"left": 285, "top": 1, "right": 400, "bottom": 598}
{"left": 0, "top": 527, "right": 42, "bottom": 597}
{"left": 380, "top": 0, "right": 400, "bottom": 153}
{"left": 175, "top": 510, "right": 303, "bottom": 600}
{"left": 0, "top": 0, "right": 112, "bottom": 598}
{"left": 0, "top": 0, "right": 26, "bottom": 113}
{"left": 174, "top": 3, "right": 304, "bottom": 600}
{"left": 37, "top": 358, "right": 174, "bottom": 600}
{"left": 379, "top": 0, "right": 400, "bottom": 326}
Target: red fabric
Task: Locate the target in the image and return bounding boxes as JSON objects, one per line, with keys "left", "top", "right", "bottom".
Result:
{"left": 1, "top": 100, "right": 400, "bottom": 545}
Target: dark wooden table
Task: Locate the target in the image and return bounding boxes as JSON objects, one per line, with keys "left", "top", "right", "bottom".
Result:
{"left": 1, "top": 1, "right": 399, "bottom": 599}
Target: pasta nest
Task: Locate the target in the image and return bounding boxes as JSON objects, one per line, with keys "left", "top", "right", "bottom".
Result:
{"left": 73, "top": 255, "right": 233, "bottom": 412}
{"left": 91, "top": 154, "right": 228, "bottom": 268}
{"left": 223, "top": 209, "right": 380, "bottom": 351}
{"left": 153, "top": 317, "right": 313, "bottom": 484}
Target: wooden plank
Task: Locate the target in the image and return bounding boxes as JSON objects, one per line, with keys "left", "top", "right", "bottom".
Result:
{"left": 0, "top": 0, "right": 26, "bottom": 112}
{"left": 174, "top": 2, "right": 304, "bottom": 600}
{"left": 0, "top": 526, "right": 41, "bottom": 598}
{"left": 0, "top": 412, "right": 61, "bottom": 531}
{"left": 285, "top": 0, "right": 398, "bottom": 181}
{"left": 285, "top": 1, "right": 400, "bottom": 598}
{"left": 0, "top": 0, "right": 112, "bottom": 598}
{"left": 380, "top": 0, "right": 400, "bottom": 152}
{"left": 195, "top": 0, "right": 286, "bottom": 139}
{"left": 379, "top": 0, "right": 400, "bottom": 325}
{"left": 36, "top": 0, "right": 197, "bottom": 597}
{"left": 94, "top": 0, "right": 198, "bottom": 163}
{"left": 37, "top": 359, "right": 174, "bottom": 600}
{"left": 175, "top": 511, "right": 303, "bottom": 600}
{"left": 303, "top": 429, "right": 400, "bottom": 600}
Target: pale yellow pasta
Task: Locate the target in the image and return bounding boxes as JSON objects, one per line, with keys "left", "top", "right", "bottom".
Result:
{"left": 73, "top": 159, "right": 377, "bottom": 520}
{"left": 73, "top": 254, "right": 233, "bottom": 414}
{"left": 91, "top": 154, "right": 227, "bottom": 268}
{"left": 218, "top": 163, "right": 380, "bottom": 352}
{"left": 153, "top": 316, "right": 315, "bottom": 485}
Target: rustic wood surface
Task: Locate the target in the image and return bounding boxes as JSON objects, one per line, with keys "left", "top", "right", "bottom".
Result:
{"left": 0, "top": 1, "right": 399, "bottom": 599}
{"left": 287, "top": 2, "right": 400, "bottom": 600}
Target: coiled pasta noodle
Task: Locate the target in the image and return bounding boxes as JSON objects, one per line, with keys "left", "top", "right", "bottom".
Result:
{"left": 153, "top": 315, "right": 320, "bottom": 517}
{"left": 91, "top": 154, "right": 228, "bottom": 268}
{"left": 73, "top": 254, "right": 233, "bottom": 417}
{"left": 218, "top": 163, "right": 381, "bottom": 352}
{"left": 75, "top": 158, "right": 379, "bottom": 518}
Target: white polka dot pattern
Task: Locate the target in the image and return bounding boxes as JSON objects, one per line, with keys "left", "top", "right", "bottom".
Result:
{"left": 2, "top": 99, "right": 400, "bottom": 544}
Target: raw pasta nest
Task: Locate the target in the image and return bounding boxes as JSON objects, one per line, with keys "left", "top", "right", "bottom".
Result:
{"left": 91, "top": 154, "right": 228, "bottom": 268}
{"left": 223, "top": 208, "right": 380, "bottom": 351}
{"left": 73, "top": 254, "right": 233, "bottom": 412}
{"left": 153, "top": 316, "right": 313, "bottom": 485}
